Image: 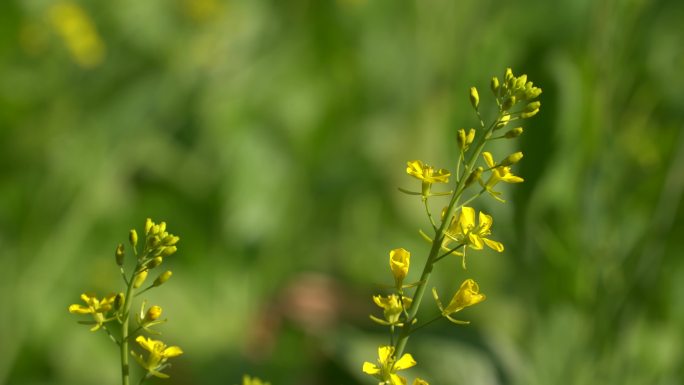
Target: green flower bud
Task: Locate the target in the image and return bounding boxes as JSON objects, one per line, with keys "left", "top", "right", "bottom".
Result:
{"left": 147, "top": 256, "right": 163, "bottom": 269}
{"left": 457, "top": 129, "right": 467, "bottom": 150}
{"left": 521, "top": 109, "right": 539, "bottom": 118}
{"left": 144, "top": 305, "right": 162, "bottom": 322}
{"left": 129, "top": 229, "right": 138, "bottom": 249}
{"left": 500, "top": 152, "right": 523, "bottom": 167}
{"left": 144, "top": 218, "right": 153, "bottom": 235}
{"left": 114, "top": 293, "right": 124, "bottom": 311}
{"left": 133, "top": 270, "right": 148, "bottom": 289}
{"left": 504, "top": 127, "right": 524, "bottom": 138}
{"left": 469, "top": 87, "right": 479, "bottom": 109}
{"left": 490, "top": 77, "right": 500, "bottom": 94}
{"left": 504, "top": 68, "right": 513, "bottom": 82}
{"left": 115, "top": 244, "right": 125, "bottom": 266}
{"left": 153, "top": 271, "right": 173, "bottom": 287}
{"left": 494, "top": 114, "right": 511, "bottom": 130}
{"left": 465, "top": 167, "right": 483, "bottom": 187}
{"left": 502, "top": 96, "right": 516, "bottom": 111}
{"left": 514, "top": 74, "right": 527, "bottom": 90}
{"left": 162, "top": 235, "right": 180, "bottom": 246}
{"left": 524, "top": 101, "right": 541, "bottom": 112}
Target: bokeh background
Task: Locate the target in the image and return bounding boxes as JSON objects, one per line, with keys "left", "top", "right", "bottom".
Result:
{"left": 1, "top": 0, "right": 684, "bottom": 384}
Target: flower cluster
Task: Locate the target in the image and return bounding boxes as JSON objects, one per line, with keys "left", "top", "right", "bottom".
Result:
{"left": 68, "top": 218, "right": 182, "bottom": 383}
{"left": 363, "top": 68, "right": 540, "bottom": 384}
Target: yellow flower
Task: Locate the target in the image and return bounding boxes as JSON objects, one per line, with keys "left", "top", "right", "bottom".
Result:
{"left": 240, "top": 375, "right": 271, "bottom": 385}
{"left": 413, "top": 379, "right": 429, "bottom": 385}
{"left": 131, "top": 336, "right": 183, "bottom": 379}
{"left": 432, "top": 279, "right": 486, "bottom": 324}
{"left": 443, "top": 206, "right": 503, "bottom": 268}
{"left": 371, "top": 294, "right": 412, "bottom": 326}
{"left": 68, "top": 293, "right": 117, "bottom": 331}
{"left": 363, "top": 346, "right": 417, "bottom": 385}
{"left": 481, "top": 152, "right": 523, "bottom": 202}
{"left": 389, "top": 248, "right": 410, "bottom": 288}
{"left": 406, "top": 160, "right": 450, "bottom": 184}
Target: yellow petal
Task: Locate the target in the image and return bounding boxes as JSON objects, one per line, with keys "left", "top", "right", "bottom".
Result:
{"left": 378, "top": 346, "right": 393, "bottom": 365}
{"left": 478, "top": 212, "right": 493, "bottom": 233}
{"left": 362, "top": 362, "right": 380, "bottom": 375}
{"left": 406, "top": 160, "right": 424, "bottom": 179}
{"left": 68, "top": 304, "right": 92, "bottom": 314}
{"left": 135, "top": 336, "right": 155, "bottom": 352}
{"left": 459, "top": 207, "right": 476, "bottom": 230}
{"left": 394, "top": 353, "right": 417, "bottom": 370}
{"left": 413, "top": 379, "right": 429, "bottom": 385}
{"left": 468, "top": 233, "right": 483, "bottom": 250}
{"left": 482, "top": 152, "right": 495, "bottom": 168}
{"left": 162, "top": 346, "right": 183, "bottom": 358}
{"left": 483, "top": 238, "right": 504, "bottom": 252}
{"left": 390, "top": 373, "right": 408, "bottom": 385}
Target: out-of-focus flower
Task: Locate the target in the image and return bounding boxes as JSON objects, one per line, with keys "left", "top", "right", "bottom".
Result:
{"left": 48, "top": 1, "right": 105, "bottom": 68}
{"left": 363, "top": 346, "right": 417, "bottom": 385}
{"left": 131, "top": 336, "right": 183, "bottom": 379}
{"left": 68, "top": 293, "right": 117, "bottom": 331}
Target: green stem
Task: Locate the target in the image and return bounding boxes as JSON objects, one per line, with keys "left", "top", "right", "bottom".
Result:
{"left": 422, "top": 197, "right": 438, "bottom": 230}
{"left": 393, "top": 112, "right": 503, "bottom": 358}
{"left": 120, "top": 264, "right": 140, "bottom": 385}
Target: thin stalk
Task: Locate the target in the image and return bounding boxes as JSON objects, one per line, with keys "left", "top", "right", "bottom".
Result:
{"left": 120, "top": 264, "right": 140, "bottom": 385}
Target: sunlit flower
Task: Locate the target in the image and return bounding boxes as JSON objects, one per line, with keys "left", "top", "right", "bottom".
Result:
{"left": 131, "top": 336, "right": 183, "bottom": 379}
{"left": 432, "top": 279, "right": 486, "bottom": 324}
{"left": 406, "top": 160, "right": 450, "bottom": 184}
{"left": 68, "top": 292, "right": 117, "bottom": 331}
{"left": 443, "top": 206, "right": 503, "bottom": 268}
{"left": 371, "top": 294, "right": 412, "bottom": 326}
{"left": 481, "top": 152, "right": 523, "bottom": 202}
{"left": 389, "top": 248, "right": 410, "bottom": 288}
{"left": 363, "top": 346, "right": 417, "bottom": 385}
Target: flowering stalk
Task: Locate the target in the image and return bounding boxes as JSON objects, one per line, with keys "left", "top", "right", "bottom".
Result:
{"left": 363, "top": 68, "right": 541, "bottom": 384}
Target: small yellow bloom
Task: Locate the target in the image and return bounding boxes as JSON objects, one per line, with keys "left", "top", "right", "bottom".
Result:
{"left": 68, "top": 293, "right": 117, "bottom": 331}
{"left": 371, "top": 294, "right": 412, "bottom": 326}
{"left": 132, "top": 336, "right": 183, "bottom": 379}
{"left": 432, "top": 279, "right": 486, "bottom": 324}
{"left": 389, "top": 248, "right": 410, "bottom": 288}
{"left": 413, "top": 379, "right": 429, "bottom": 385}
{"left": 406, "top": 160, "right": 450, "bottom": 184}
{"left": 481, "top": 152, "right": 523, "bottom": 202}
{"left": 363, "top": 346, "right": 417, "bottom": 385}
{"left": 444, "top": 206, "right": 503, "bottom": 268}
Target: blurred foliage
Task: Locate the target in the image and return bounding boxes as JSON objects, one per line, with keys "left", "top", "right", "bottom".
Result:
{"left": 1, "top": 0, "right": 684, "bottom": 384}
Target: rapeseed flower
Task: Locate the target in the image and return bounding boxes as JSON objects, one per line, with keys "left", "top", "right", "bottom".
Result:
{"left": 443, "top": 206, "right": 503, "bottom": 268}
{"left": 480, "top": 152, "right": 523, "bottom": 202}
{"left": 432, "top": 279, "right": 486, "bottom": 324}
{"left": 406, "top": 160, "right": 450, "bottom": 184}
{"left": 371, "top": 294, "right": 412, "bottom": 326}
{"left": 363, "top": 346, "right": 417, "bottom": 385}
{"left": 389, "top": 248, "right": 410, "bottom": 288}
{"left": 68, "top": 293, "right": 117, "bottom": 331}
{"left": 132, "top": 336, "right": 183, "bottom": 379}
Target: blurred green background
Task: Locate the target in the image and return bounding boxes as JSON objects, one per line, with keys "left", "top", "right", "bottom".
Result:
{"left": 1, "top": 0, "right": 684, "bottom": 384}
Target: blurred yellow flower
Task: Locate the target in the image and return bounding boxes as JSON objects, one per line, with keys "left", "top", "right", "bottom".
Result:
{"left": 432, "top": 279, "right": 486, "bottom": 324}
{"left": 363, "top": 346, "right": 416, "bottom": 385}
{"left": 481, "top": 152, "right": 523, "bottom": 202}
{"left": 239, "top": 375, "right": 271, "bottom": 385}
{"left": 413, "top": 379, "right": 429, "bottom": 385}
{"left": 132, "top": 336, "right": 183, "bottom": 379}
{"left": 371, "top": 294, "right": 412, "bottom": 326}
{"left": 48, "top": 1, "right": 106, "bottom": 68}
{"left": 406, "top": 160, "right": 450, "bottom": 184}
{"left": 389, "top": 248, "right": 410, "bottom": 288}
{"left": 68, "top": 292, "right": 116, "bottom": 331}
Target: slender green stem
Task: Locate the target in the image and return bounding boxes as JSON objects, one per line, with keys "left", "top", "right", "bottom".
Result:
{"left": 409, "top": 315, "right": 442, "bottom": 335}
{"left": 433, "top": 243, "right": 465, "bottom": 263}
{"left": 393, "top": 111, "right": 503, "bottom": 358}
{"left": 120, "top": 264, "right": 140, "bottom": 385}
{"left": 422, "top": 197, "right": 438, "bottom": 230}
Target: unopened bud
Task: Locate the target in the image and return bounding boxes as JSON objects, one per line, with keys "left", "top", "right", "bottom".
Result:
{"left": 502, "top": 96, "right": 516, "bottom": 111}
{"left": 457, "top": 129, "right": 467, "bottom": 150}
{"left": 514, "top": 74, "right": 527, "bottom": 90}
{"left": 466, "top": 128, "right": 475, "bottom": 145}
{"left": 500, "top": 152, "right": 523, "bottom": 167}
{"left": 115, "top": 244, "right": 125, "bottom": 266}
{"left": 152, "top": 225, "right": 160, "bottom": 235}
{"left": 504, "top": 68, "right": 513, "bottom": 82}
{"left": 162, "top": 235, "right": 179, "bottom": 246}
{"left": 148, "top": 256, "right": 163, "bottom": 269}
{"left": 490, "top": 77, "right": 500, "bottom": 94}
{"left": 494, "top": 114, "right": 511, "bottom": 130}
{"left": 161, "top": 246, "right": 177, "bottom": 257}
{"left": 144, "top": 218, "right": 153, "bottom": 235}
{"left": 469, "top": 87, "right": 479, "bottom": 109}
{"left": 147, "top": 236, "right": 160, "bottom": 248}
{"left": 153, "top": 271, "right": 173, "bottom": 287}
{"left": 465, "top": 167, "right": 483, "bottom": 187}
{"left": 129, "top": 229, "right": 138, "bottom": 248}
{"left": 504, "top": 127, "right": 524, "bottom": 138}
{"left": 114, "top": 293, "right": 124, "bottom": 310}
{"left": 133, "top": 270, "right": 148, "bottom": 289}
{"left": 524, "top": 101, "right": 541, "bottom": 112}
{"left": 144, "top": 305, "right": 162, "bottom": 322}
{"left": 158, "top": 222, "right": 166, "bottom": 234}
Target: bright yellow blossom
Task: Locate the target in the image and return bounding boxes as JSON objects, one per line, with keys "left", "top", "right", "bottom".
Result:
{"left": 363, "top": 346, "right": 417, "bottom": 385}
{"left": 432, "top": 279, "right": 486, "bottom": 324}
{"left": 68, "top": 293, "right": 117, "bottom": 331}
{"left": 406, "top": 160, "right": 450, "bottom": 184}
{"left": 389, "top": 248, "right": 410, "bottom": 288}
{"left": 371, "top": 294, "right": 412, "bottom": 326}
{"left": 413, "top": 379, "right": 429, "bottom": 385}
{"left": 131, "top": 336, "right": 183, "bottom": 379}
{"left": 444, "top": 206, "right": 503, "bottom": 268}
{"left": 481, "top": 151, "right": 524, "bottom": 202}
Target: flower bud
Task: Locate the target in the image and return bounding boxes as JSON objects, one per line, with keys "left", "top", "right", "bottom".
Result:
{"left": 158, "top": 222, "right": 166, "bottom": 234}
{"left": 114, "top": 293, "right": 124, "bottom": 310}
{"left": 466, "top": 128, "right": 475, "bottom": 145}
{"left": 504, "top": 68, "right": 513, "bottom": 82}
{"left": 457, "top": 129, "right": 467, "bottom": 150}
{"left": 129, "top": 229, "right": 138, "bottom": 249}
{"left": 500, "top": 152, "right": 523, "bottom": 167}
{"left": 502, "top": 95, "right": 515, "bottom": 111}
{"left": 148, "top": 256, "right": 163, "bottom": 269}
{"left": 115, "top": 244, "right": 125, "bottom": 266}
{"left": 494, "top": 114, "right": 510, "bottom": 130}
{"left": 523, "top": 101, "right": 541, "bottom": 112}
{"left": 389, "top": 248, "right": 410, "bottom": 289}
{"left": 153, "top": 271, "right": 173, "bottom": 287}
{"left": 161, "top": 246, "right": 177, "bottom": 257}
{"left": 465, "top": 167, "right": 483, "bottom": 187}
{"left": 152, "top": 225, "right": 160, "bottom": 235}
{"left": 144, "top": 305, "right": 162, "bottom": 322}
{"left": 504, "top": 127, "right": 523, "bottom": 138}
{"left": 514, "top": 74, "right": 527, "bottom": 90}
{"left": 469, "top": 87, "right": 479, "bottom": 109}
{"left": 490, "top": 77, "right": 500, "bottom": 94}
{"left": 133, "top": 270, "right": 148, "bottom": 289}
{"left": 521, "top": 108, "right": 539, "bottom": 118}
{"left": 144, "top": 218, "right": 153, "bottom": 235}
{"left": 162, "top": 235, "right": 179, "bottom": 246}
